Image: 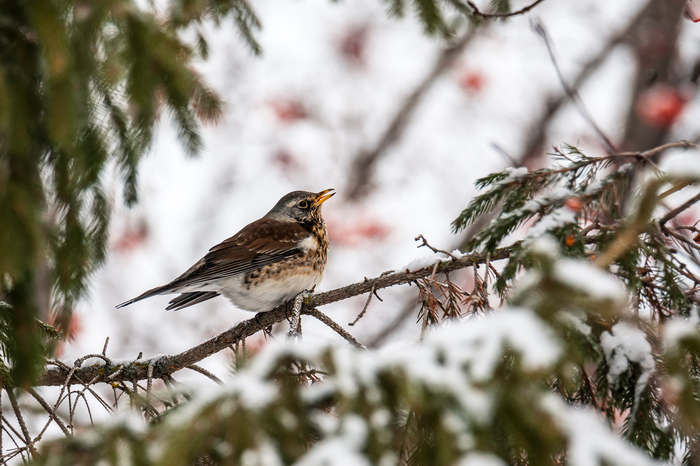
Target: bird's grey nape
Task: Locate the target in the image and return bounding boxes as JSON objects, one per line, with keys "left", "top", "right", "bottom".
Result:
{"left": 264, "top": 191, "right": 316, "bottom": 221}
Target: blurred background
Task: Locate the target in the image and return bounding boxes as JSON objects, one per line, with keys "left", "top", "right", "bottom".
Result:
{"left": 62, "top": 0, "right": 700, "bottom": 383}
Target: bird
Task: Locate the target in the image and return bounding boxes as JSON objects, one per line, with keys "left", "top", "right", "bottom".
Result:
{"left": 116, "top": 189, "right": 335, "bottom": 312}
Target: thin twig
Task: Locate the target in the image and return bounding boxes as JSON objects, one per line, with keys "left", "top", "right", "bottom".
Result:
{"left": 1, "top": 421, "right": 25, "bottom": 462}
{"left": 73, "top": 391, "right": 94, "bottom": 426}
{"left": 73, "top": 354, "right": 111, "bottom": 368}
{"left": 76, "top": 373, "right": 114, "bottom": 413}
{"left": 533, "top": 20, "right": 616, "bottom": 153}
{"left": 26, "top": 388, "right": 70, "bottom": 437}
{"left": 416, "top": 234, "right": 458, "bottom": 260}
{"left": 617, "top": 140, "right": 698, "bottom": 159}
{"left": 349, "top": 280, "right": 376, "bottom": 326}
{"left": 465, "top": 0, "right": 546, "bottom": 18}
{"left": 5, "top": 389, "right": 32, "bottom": 452}
{"left": 662, "top": 227, "right": 700, "bottom": 253}
{"left": 659, "top": 192, "right": 700, "bottom": 225}
{"left": 186, "top": 365, "right": 224, "bottom": 385}
{"left": 347, "top": 26, "right": 482, "bottom": 200}
{"left": 306, "top": 308, "right": 367, "bottom": 350}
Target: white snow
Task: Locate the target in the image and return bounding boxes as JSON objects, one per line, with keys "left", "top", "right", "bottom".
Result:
{"left": 585, "top": 180, "right": 603, "bottom": 194}
{"left": 553, "top": 258, "right": 628, "bottom": 302}
{"left": 664, "top": 309, "right": 700, "bottom": 350}
{"left": 525, "top": 206, "right": 577, "bottom": 240}
{"left": 528, "top": 234, "right": 561, "bottom": 259}
{"left": 521, "top": 187, "right": 575, "bottom": 213}
{"left": 556, "top": 310, "right": 593, "bottom": 337}
{"left": 542, "top": 395, "right": 661, "bottom": 466}
{"left": 494, "top": 167, "right": 529, "bottom": 187}
{"left": 295, "top": 415, "right": 371, "bottom": 466}
{"left": 600, "top": 322, "right": 655, "bottom": 391}
{"left": 241, "top": 442, "right": 283, "bottom": 466}
{"left": 660, "top": 148, "right": 700, "bottom": 180}
{"left": 427, "top": 307, "right": 561, "bottom": 381}
{"left": 401, "top": 251, "right": 455, "bottom": 272}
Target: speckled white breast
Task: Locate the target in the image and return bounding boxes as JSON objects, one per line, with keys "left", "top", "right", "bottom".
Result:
{"left": 218, "top": 265, "right": 323, "bottom": 312}
{"left": 218, "top": 234, "right": 326, "bottom": 312}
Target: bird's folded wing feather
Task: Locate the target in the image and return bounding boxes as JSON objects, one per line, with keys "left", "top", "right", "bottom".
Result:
{"left": 168, "top": 218, "right": 310, "bottom": 288}
{"left": 115, "top": 218, "right": 311, "bottom": 308}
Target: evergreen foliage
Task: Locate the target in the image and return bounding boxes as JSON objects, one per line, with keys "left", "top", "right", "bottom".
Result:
{"left": 3, "top": 0, "right": 698, "bottom": 463}
{"left": 0, "top": 0, "right": 272, "bottom": 387}
{"left": 0, "top": 0, "right": 522, "bottom": 392}
{"left": 26, "top": 143, "right": 700, "bottom": 465}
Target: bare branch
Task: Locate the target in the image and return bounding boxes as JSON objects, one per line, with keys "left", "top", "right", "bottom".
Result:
{"left": 346, "top": 26, "right": 482, "bottom": 200}
{"left": 660, "top": 192, "right": 700, "bottom": 226}
{"left": 349, "top": 279, "right": 377, "bottom": 326}
{"left": 5, "top": 389, "right": 32, "bottom": 453}
{"left": 186, "top": 365, "right": 223, "bottom": 385}
{"left": 533, "top": 20, "right": 616, "bottom": 153}
{"left": 38, "top": 247, "right": 511, "bottom": 386}
{"left": 307, "top": 308, "right": 367, "bottom": 350}
{"left": 464, "top": 0, "right": 546, "bottom": 19}
{"left": 25, "top": 388, "right": 70, "bottom": 437}
{"left": 416, "top": 234, "right": 457, "bottom": 260}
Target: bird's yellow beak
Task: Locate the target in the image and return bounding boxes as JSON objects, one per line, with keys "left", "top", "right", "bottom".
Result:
{"left": 314, "top": 189, "right": 336, "bottom": 206}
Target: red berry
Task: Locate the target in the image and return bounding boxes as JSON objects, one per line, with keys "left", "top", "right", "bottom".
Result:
{"left": 636, "top": 84, "right": 686, "bottom": 128}
{"left": 565, "top": 198, "right": 583, "bottom": 212}
{"left": 270, "top": 100, "right": 307, "bottom": 123}
{"left": 686, "top": 0, "right": 700, "bottom": 22}
{"left": 458, "top": 71, "right": 485, "bottom": 94}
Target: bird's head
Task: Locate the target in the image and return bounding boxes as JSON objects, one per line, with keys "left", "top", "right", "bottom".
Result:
{"left": 265, "top": 189, "right": 335, "bottom": 224}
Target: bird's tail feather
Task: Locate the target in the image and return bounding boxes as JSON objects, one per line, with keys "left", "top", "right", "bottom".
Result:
{"left": 115, "top": 284, "right": 174, "bottom": 309}
{"left": 165, "top": 292, "right": 219, "bottom": 311}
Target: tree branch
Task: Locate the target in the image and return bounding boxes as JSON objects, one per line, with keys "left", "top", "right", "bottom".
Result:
{"left": 464, "top": 0, "right": 547, "bottom": 19}
{"left": 346, "top": 26, "right": 482, "bottom": 200}
{"left": 533, "top": 20, "right": 616, "bottom": 153}
{"left": 659, "top": 193, "right": 700, "bottom": 225}
{"left": 307, "top": 308, "right": 367, "bottom": 349}
{"left": 38, "top": 247, "right": 511, "bottom": 387}
{"left": 518, "top": 0, "right": 652, "bottom": 162}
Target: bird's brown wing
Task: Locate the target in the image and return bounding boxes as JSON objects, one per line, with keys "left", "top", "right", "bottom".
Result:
{"left": 116, "top": 218, "right": 310, "bottom": 309}
{"left": 172, "top": 218, "right": 310, "bottom": 285}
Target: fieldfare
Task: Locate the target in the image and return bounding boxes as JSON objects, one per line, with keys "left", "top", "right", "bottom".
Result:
{"left": 117, "top": 189, "right": 335, "bottom": 312}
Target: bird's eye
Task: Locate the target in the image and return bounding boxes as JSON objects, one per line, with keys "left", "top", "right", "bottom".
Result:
{"left": 297, "top": 200, "right": 310, "bottom": 209}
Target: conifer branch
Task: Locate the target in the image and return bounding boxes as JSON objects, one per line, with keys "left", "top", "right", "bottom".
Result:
{"left": 38, "top": 247, "right": 511, "bottom": 387}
